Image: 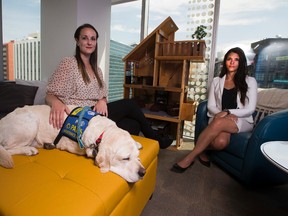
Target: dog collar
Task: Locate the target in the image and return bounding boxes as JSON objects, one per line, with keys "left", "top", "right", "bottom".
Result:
{"left": 89, "top": 132, "right": 104, "bottom": 157}
{"left": 96, "top": 132, "right": 104, "bottom": 145}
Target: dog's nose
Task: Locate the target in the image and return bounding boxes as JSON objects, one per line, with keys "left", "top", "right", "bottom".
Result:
{"left": 138, "top": 167, "right": 146, "bottom": 177}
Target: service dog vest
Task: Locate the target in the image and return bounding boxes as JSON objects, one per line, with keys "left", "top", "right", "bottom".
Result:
{"left": 54, "top": 106, "right": 100, "bottom": 148}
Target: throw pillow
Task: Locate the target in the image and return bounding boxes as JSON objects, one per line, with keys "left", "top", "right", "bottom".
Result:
{"left": 253, "top": 88, "right": 288, "bottom": 127}
{"left": 15, "top": 79, "right": 48, "bottom": 105}
{"left": 0, "top": 83, "right": 38, "bottom": 112}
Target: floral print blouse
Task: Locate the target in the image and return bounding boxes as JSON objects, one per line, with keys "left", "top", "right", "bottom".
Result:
{"left": 46, "top": 56, "right": 108, "bottom": 106}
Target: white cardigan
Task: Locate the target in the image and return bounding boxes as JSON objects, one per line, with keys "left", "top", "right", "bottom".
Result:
{"left": 207, "top": 75, "right": 258, "bottom": 123}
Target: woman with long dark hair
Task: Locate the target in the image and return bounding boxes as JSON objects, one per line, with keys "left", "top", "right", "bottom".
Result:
{"left": 171, "top": 47, "right": 258, "bottom": 173}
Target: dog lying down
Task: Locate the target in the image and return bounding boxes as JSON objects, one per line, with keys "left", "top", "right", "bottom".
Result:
{"left": 0, "top": 105, "right": 146, "bottom": 183}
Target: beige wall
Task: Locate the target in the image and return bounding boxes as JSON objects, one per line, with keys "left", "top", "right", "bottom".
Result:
{"left": 41, "top": 0, "right": 111, "bottom": 83}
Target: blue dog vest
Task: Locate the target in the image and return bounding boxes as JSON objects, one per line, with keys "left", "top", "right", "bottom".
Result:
{"left": 54, "top": 106, "right": 100, "bottom": 148}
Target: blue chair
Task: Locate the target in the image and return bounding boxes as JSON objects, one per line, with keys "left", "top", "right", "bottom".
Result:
{"left": 195, "top": 100, "right": 288, "bottom": 186}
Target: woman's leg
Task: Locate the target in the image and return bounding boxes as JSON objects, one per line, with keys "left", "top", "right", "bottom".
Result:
{"left": 107, "top": 99, "right": 156, "bottom": 138}
{"left": 116, "top": 118, "right": 141, "bottom": 135}
{"left": 176, "top": 117, "right": 238, "bottom": 168}
{"left": 107, "top": 98, "right": 173, "bottom": 148}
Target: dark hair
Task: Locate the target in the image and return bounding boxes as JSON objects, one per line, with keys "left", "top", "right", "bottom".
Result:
{"left": 219, "top": 47, "right": 248, "bottom": 105}
{"left": 74, "top": 23, "right": 103, "bottom": 87}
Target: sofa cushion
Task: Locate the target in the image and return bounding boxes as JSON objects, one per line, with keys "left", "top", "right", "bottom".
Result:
{"left": 254, "top": 88, "right": 288, "bottom": 127}
{"left": 0, "top": 83, "right": 38, "bottom": 113}
{"left": 224, "top": 132, "right": 251, "bottom": 158}
{"left": 257, "top": 88, "right": 288, "bottom": 110}
{"left": 15, "top": 79, "right": 48, "bottom": 105}
{"left": 0, "top": 136, "right": 159, "bottom": 216}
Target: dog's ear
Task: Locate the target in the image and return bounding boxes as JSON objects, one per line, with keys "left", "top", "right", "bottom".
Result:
{"left": 134, "top": 141, "right": 143, "bottom": 150}
{"left": 95, "top": 149, "right": 110, "bottom": 173}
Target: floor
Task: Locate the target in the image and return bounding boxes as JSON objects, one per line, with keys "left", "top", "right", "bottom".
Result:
{"left": 168, "top": 137, "right": 195, "bottom": 151}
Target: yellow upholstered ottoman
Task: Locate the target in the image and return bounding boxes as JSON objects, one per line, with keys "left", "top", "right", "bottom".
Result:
{"left": 0, "top": 136, "right": 159, "bottom": 216}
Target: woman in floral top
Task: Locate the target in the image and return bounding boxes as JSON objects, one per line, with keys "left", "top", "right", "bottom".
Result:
{"left": 46, "top": 23, "right": 172, "bottom": 149}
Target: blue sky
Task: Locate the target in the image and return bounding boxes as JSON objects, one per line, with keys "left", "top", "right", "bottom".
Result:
{"left": 2, "top": 0, "right": 288, "bottom": 54}
{"left": 111, "top": 0, "right": 288, "bottom": 55}
{"left": 216, "top": 0, "right": 288, "bottom": 52}
{"left": 2, "top": 0, "right": 40, "bottom": 42}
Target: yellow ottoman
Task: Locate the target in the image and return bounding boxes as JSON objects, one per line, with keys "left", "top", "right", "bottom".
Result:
{"left": 0, "top": 136, "right": 159, "bottom": 216}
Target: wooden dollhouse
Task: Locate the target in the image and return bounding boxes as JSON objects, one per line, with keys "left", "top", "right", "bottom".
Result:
{"left": 122, "top": 17, "right": 206, "bottom": 147}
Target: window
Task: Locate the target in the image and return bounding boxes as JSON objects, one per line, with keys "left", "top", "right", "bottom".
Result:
{"left": 111, "top": 0, "right": 214, "bottom": 139}
{"left": 216, "top": 0, "right": 288, "bottom": 89}
{"left": 1, "top": 0, "right": 40, "bottom": 81}
{"left": 111, "top": 1, "right": 142, "bottom": 45}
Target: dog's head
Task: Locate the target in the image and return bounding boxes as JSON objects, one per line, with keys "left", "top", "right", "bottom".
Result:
{"left": 96, "top": 130, "right": 145, "bottom": 183}
{"left": 82, "top": 116, "right": 146, "bottom": 183}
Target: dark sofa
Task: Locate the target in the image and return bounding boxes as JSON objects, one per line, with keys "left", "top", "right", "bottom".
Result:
{"left": 195, "top": 91, "right": 288, "bottom": 186}
{"left": 0, "top": 80, "right": 47, "bottom": 118}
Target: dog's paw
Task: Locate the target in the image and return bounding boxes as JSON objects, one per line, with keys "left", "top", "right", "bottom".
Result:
{"left": 0, "top": 159, "right": 14, "bottom": 169}
{"left": 0, "top": 151, "right": 14, "bottom": 169}
{"left": 24, "top": 147, "right": 39, "bottom": 156}
{"left": 99, "top": 167, "right": 109, "bottom": 173}
{"left": 43, "top": 143, "right": 56, "bottom": 150}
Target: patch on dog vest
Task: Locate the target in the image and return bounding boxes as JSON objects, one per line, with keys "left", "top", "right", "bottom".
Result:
{"left": 54, "top": 106, "right": 100, "bottom": 148}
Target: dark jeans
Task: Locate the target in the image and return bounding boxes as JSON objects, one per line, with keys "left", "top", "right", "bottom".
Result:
{"left": 107, "top": 98, "right": 157, "bottom": 140}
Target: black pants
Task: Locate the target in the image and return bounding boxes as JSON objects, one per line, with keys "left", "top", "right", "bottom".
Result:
{"left": 107, "top": 98, "right": 157, "bottom": 140}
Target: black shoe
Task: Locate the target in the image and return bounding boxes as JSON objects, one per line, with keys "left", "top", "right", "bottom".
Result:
{"left": 159, "top": 136, "right": 173, "bottom": 149}
{"left": 170, "top": 162, "right": 194, "bottom": 173}
{"left": 198, "top": 156, "right": 211, "bottom": 167}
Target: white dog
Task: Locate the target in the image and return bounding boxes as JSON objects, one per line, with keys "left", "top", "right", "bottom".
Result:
{"left": 0, "top": 105, "right": 146, "bottom": 183}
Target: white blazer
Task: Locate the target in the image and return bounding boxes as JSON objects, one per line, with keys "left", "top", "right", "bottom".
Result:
{"left": 207, "top": 75, "right": 258, "bottom": 123}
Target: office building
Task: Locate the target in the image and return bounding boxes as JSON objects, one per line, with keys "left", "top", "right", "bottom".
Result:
{"left": 2, "top": 41, "right": 14, "bottom": 80}
{"left": 252, "top": 38, "right": 288, "bottom": 89}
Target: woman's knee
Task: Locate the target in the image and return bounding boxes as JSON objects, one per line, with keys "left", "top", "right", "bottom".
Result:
{"left": 211, "top": 138, "right": 229, "bottom": 150}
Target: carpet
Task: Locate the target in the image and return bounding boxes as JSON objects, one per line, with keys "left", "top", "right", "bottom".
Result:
{"left": 141, "top": 149, "right": 288, "bottom": 216}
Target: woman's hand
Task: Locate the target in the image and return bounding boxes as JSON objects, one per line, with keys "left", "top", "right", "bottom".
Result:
{"left": 215, "top": 111, "right": 228, "bottom": 118}
{"left": 225, "top": 114, "right": 238, "bottom": 122}
{"left": 49, "top": 99, "right": 70, "bottom": 130}
{"left": 94, "top": 98, "right": 108, "bottom": 116}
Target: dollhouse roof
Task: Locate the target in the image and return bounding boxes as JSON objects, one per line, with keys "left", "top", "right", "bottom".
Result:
{"left": 123, "top": 16, "right": 178, "bottom": 61}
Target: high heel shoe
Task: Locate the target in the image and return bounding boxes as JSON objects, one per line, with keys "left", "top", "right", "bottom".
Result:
{"left": 198, "top": 156, "right": 211, "bottom": 167}
{"left": 170, "top": 162, "right": 194, "bottom": 173}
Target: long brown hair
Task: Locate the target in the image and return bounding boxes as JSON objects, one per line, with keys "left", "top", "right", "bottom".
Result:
{"left": 219, "top": 47, "right": 248, "bottom": 105}
{"left": 74, "top": 23, "right": 103, "bottom": 87}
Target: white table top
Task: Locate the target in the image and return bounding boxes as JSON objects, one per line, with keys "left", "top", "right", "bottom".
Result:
{"left": 261, "top": 141, "right": 288, "bottom": 173}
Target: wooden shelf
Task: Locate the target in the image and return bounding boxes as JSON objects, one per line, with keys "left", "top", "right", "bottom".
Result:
{"left": 122, "top": 17, "right": 205, "bottom": 148}
{"left": 123, "top": 84, "right": 183, "bottom": 93}
{"left": 142, "top": 108, "right": 180, "bottom": 123}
